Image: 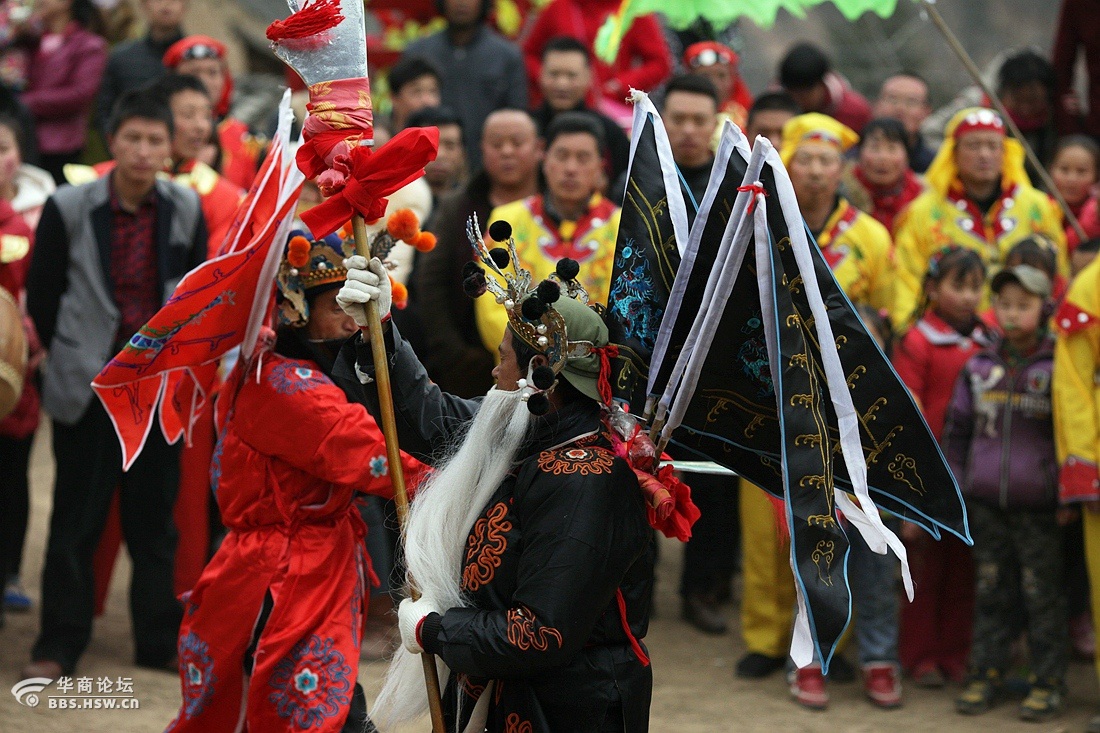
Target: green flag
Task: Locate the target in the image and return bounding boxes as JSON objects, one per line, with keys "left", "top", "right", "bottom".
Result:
{"left": 595, "top": 0, "right": 901, "bottom": 63}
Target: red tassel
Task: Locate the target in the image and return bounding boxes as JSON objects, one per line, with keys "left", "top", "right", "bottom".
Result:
{"left": 594, "top": 343, "right": 619, "bottom": 405}
{"left": 266, "top": 0, "right": 344, "bottom": 42}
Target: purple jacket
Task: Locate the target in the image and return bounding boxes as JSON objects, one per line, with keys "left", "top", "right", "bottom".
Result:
{"left": 22, "top": 23, "right": 107, "bottom": 155}
{"left": 941, "top": 334, "right": 1058, "bottom": 509}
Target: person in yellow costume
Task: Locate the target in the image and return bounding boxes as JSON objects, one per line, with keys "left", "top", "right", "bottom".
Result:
{"left": 476, "top": 112, "right": 620, "bottom": 353}
{"left": 1053, "top": 256, "right": 1100, "bottom": 733}
{"left": 893, "top": 107, "right": 1066, "bottom": 325}
{"left": 782, "top": 113, "right": 898, "bottom": 322}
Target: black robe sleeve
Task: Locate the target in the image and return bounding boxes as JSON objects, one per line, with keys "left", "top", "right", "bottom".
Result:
{"left": 332, "top": 322, "right": 483, "bottom": 464}
{"left": 421, "top": 452, "right": 647, "bottom": 679}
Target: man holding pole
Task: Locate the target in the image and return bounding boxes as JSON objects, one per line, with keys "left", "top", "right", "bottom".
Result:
{"left": 334, "top": 227, "right": 688, "bottom": 732}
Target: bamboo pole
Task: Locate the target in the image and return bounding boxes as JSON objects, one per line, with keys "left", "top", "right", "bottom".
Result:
{"left": 917, "top": 0, "right": 1088, "bottom": 243}
{"left": 351, "top": 213, "right": 446, "bottom": 733}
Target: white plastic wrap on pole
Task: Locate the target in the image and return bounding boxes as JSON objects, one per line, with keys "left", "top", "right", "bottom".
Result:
{"left": 271, "top": 0, "right": 368, "bottom": 86}
{"left": 647, "top": 121, "right": 750, "bottom": 399}
{"left": 659, "top": 145, "right": 768, "bottom": 442}
{"left": 762, "top": 143, "right": 913, "bottom": 602}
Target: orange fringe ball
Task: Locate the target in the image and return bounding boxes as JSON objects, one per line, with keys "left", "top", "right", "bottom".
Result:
{"left": 287, "top": 235, "right": 311, "bottom": 268}
{"left": 339, "top": 220, "right": 355, "bottom": 239}
{"left": 387, "top": 208, "right": 421, "bottom": 243}
{"left": 390, "top": 277, "right": 408, "bottom": 310}
{"left": 412, "top": 231, "right": 436, "bottom": 252}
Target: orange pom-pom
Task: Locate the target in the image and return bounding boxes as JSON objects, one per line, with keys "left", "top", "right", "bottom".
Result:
{"left": 387, "top": 208, "right": 420, "bottom": 243}
{"left": 390, "top": 277, "right": 408, "bottom": 310}
{"left": 339, "top": 220, "right": 355, "bottom": 239}
{"left": 412, "top": 231, "right": 436, "bottom": 252}
{"left": 287, "top": 236, "right": 311, "bottom": 268}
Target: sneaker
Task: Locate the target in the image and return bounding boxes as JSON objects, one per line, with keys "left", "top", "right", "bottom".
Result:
{"left": 3, "top": 578, "right": 31, "bottom": 612}
{"left": 1018, "top": 685, "right": 1063, "bottom": 722}
{"left": 736, "top": 652, "right": 786, "bottom": 679}
{"left": 910, "top": 662, "right": 945, "bottom": 689}
{"left": 789, "top": 665, "right": 828, "bottom": 710}
{"left": 955, "top": 670, "right": 1001, "bottom": 715}
{"left": 863, "top": 662, "right": 902, "bottom": 708}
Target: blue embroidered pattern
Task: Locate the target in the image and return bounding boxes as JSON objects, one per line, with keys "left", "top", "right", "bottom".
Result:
{"left": 268, "top": 635, "right": 353, "bottom": 727}
{"left": 269, "top": 359, "right": 334, "bottom": 395}
{"left": 739, "top": 312, "right": 774, "bottom": 398}
{"left": 607, "top": 240, "right": 663, "bottom": 352}
{"left": 369, "top": 455, "right": 388, "bottom": 478}
{"left": 176, "top": 631, "right": 217, "bottom": 720}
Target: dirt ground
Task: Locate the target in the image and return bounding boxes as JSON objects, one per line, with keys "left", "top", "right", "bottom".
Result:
{"left": 3, "top": 423, "right": 1099, "bottom": 732}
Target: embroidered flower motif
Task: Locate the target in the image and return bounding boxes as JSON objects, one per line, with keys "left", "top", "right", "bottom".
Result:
{"left": 536, "top": 447, "right": 615, "bottom": 476}
{"left": 506, "top": 604, "right": 563, "bottom": 652}
{"left": 268, "top": 635, "right": 353, "bottom": 728}
{"left": 462, "top": 502, "right": 512, "bottom": 592}
{"left": 269, "top": 359, "right": 334, "bottom": 394}
{"left": 369, "top": 455, "right": 388, "bottom": 477}
{"left": 176, "top": 631, "right": 217, "bottom": 720}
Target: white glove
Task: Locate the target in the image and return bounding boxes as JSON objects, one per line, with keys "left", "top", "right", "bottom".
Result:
{"left": 336, "top": 256, "right": 391, "bottom": 328}
{"left": 397, "top": 597, "right": 441, "bottom": 654}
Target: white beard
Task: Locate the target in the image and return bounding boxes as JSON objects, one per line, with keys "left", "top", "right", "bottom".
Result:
{"left": 370, "top": 387, "right": 534, "bottom": 730}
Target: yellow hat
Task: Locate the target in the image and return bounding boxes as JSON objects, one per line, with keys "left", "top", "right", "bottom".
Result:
{"left": 924, "top": 107, "right": 1028, "bottom": 197}
{"left": 779, "top": 113, "right": 859, "bottom": 167}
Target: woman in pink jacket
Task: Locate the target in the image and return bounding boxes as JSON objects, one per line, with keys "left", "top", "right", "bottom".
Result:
{"left": 20, "top": 0, "right": 106, "bottom": 184}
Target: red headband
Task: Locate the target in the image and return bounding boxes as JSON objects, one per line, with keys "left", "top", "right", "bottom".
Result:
{"left": 684, "top": 42, "right": 738, "bottom": 69}
{"left": 953, "top": 109, "right": 1005, "bottom": 140}
{"left": 163, "top": 35, "right": 233, "bottom": 118}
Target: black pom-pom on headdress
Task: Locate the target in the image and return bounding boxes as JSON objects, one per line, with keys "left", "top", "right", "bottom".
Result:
{"left": 526, "top": 391, "right": 550, "bottom": 416}
{"left": 531, "top": 365, "right": 556, "bottom": 390}
{"left": 463, "top": 272, "right": 488, "bottom": 298}
{"left": 536, "top": 279, "right": 561, "bottom": 303}
{"left": 555, "top": 258, "right": 580, "bottom": 282}
{"left": 488, "top": 220, "right": 513, "bottom": 242}
{"left": 489, "top": 247, "right": 510, "bottom": 268}
{"left": 521, "top": 295, "right": 548, "bottom": 320}
{"left": 461, "top": 261, "right": 482, "bottom": 279}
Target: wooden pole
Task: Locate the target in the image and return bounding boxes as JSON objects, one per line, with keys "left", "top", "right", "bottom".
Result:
{"left": 917, "top": 0, "right": 1088, "bottom": 243}
{"left": 351, "top": 213, "right": 446, "bottom": 733}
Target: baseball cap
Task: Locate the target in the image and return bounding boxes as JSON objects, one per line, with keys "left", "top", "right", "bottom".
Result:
{"left": 990, "top": 264, "right": 1052, "bottom": 299}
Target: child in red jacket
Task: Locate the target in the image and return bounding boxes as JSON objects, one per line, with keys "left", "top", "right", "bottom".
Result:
{"left": 892, "top": 245, "right": 989, "bottom": 686}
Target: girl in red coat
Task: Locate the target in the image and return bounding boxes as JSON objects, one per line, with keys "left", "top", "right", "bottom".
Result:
{"left": 892, "top": 245, "right": 990, "bottom": 685}
{"left": 0, "top": 195, "right": 38, "bottom": 619}
{"left": 165, "top": 232, "right": 426, "bottom": 733}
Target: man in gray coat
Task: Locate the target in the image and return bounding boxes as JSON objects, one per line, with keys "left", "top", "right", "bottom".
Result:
{"left": 22, "top": 89, "right": 207, "bottom": 680}
{"left": 402, "top": 0, "right": 527, "bottom": 170}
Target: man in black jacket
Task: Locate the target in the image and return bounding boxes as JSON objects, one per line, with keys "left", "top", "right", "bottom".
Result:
{"left": 532, "top": 36, "right": 630, "bottom": 188}
{"left": 334, "top": 249, "right": 655, "bottom": 732}
{"left": 96, "top": 0, "right": 187, "bottom": 135}
{"left": 415, "top": 108, "right": 542, "bottom": 398}
{"left": 21, "top": 89, "right": 207, "bottom": 681}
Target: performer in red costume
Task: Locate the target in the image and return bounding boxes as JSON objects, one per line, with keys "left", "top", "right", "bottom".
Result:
{"left": 165, "top": 230, "right": 425, "bottom": 733}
